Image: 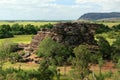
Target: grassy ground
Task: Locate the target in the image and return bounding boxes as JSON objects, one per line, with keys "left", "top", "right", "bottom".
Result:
{"left": 0, "top": 21, "right": 119, "bottom": 27}
{"left": 3, "top": 62, "right": 120, "bottom": 80}
{"left": 3, "top": 62, "right": 39, "bottom": 70}
{"left": 0, "top": 21, "right": 57, "bottom": 26}
{"left": 95, "top": 33, "right": 116, "bottom": 45}
{"left": 0, "top": 35, "right": 32, "bottom": 44}
{"left": 96, "top": 22, "right": 120, "bottom": 27}
{"left": 3, "top": 62, "right": 71, "bottom": 80}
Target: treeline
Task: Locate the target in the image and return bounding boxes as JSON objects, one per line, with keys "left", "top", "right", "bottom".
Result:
{"left": 96, "top": 24, "right": 120, "bottom": 34}
{"left": 0, "top": 23, "right": 53, "bottom": 38}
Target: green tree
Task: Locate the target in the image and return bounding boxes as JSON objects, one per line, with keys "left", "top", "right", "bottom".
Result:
{"left": 112, "top": 35, "right": 120, "bottom": 50}
{"left": 11, "top": 24, "right": 24, "bottom": 35}
{"left": 0, "top": 25, "right": 13, "bottom": 38}
{"left": 117, "top": 59, "right": 120, "bottom": 72}
{"left": 40, "top": 23, "right": 53, "bottom": 29}
{"left": 24, "top": 24, "right": 37, "bottom": 34}
{"left": 112, "top": 24, "right": 120, "bottom": 31}
{"left": 111, "top": 36, "right": 120, "bottom": 62}
{"left": 72, "top": 45, "right": 90, "bottom": 80}
{"left": 98, "top": 58, "right": 104, "bottom": 76}
{"left": 38, "top": 58, "right": 54, "bottom": 80}
{"left": 97, "top": 36, "right": 112, "bottom": 60}
{"left": 37, "top": 37, "right": 71, "bottom": 65}
{"left": 96, "top": 24, "right": 111, "bottom": 34}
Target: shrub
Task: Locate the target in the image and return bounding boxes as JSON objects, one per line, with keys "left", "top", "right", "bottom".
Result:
{"left": 11, "top": 24, "right": 25, "bottom": 35}
{"left": 40, "top": 23, "right": 53, "bottom": 29}
{"left": 112, "top": 53, "right": 120, "bottom": 63}
{"left": 96, "top": 24, "right": 111, "bottom": 34}
{"left": 72, "top": 45, "right": 91, "bottom": 80}
{"left": 0, "top": 24, "right": 13, "bottom": 38}
{"left": 112, "top": 24, "right": 120, "bottom": 31}
{"left": 24, "top": 24, "right": 37, "bottom": 34}
{"left": 37, "top": 37, "right": 71, "bottom": 65}
{"left": 90, "top": 54, "right": 100, "bottom": 64}
{"left": 97, "top": 36, "right": 112, "bottom": 60}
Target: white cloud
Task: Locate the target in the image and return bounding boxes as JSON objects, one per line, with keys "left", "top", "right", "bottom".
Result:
{"left": 0, "top": 0, "right": 56, "bottom": 4}
{"left": 75, "top": 0, "right": 120, "bottom": 11}
{"left": 0, "top": 0, "right": 119, "bottom": 20}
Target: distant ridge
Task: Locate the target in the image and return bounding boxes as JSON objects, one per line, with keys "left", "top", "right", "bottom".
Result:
{"left": 79, "top": 12, "right": 120, "bottom": 21}
{"left": 0, "top": 20, "right": 72, "bottom": 22}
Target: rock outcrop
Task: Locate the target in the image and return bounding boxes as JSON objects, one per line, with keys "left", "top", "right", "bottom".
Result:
{"left": 26, "top": 22, "right": 100, "bottom": 53}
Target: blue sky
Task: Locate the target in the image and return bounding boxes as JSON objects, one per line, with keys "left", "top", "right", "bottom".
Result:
{"left": 0, "top": 0, "right": 119, "bottom": 20}
{"left": 55, "top": 0, "right": 75, "bottom": 5}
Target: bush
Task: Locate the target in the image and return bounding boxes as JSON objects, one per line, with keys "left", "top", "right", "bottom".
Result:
{"left": 0, "top": 40, "right": 19, "bottom": 54}
{"left": 107, "top": 31, "right": 119, "bottom": 39}
{"left": 0, "top": 40, "right": 20, "bottom": 64}
{"left": 96, "top": 24, "right": 111, "bottom": 34}
{"left": 90, "top": 53, "right": 100, "bottom": 64}
{"left": 112, "top": 24, "right": 120, "bottom": 31}
{"left": 0, "top": 23, "right": 54, "bottom": 36}
{"left": 11, "top": 24, "right": 25, "bottom": 35}
{"left": 40, "top": 23, "right": 53, "bottom": 29}
{"left": 0, "top": 23, "right": 42, "bottom": 36}
{"left": 72, "top": 45, "right": 91, "bottom": 80}
{"left": 0, "top": 24, "right": 14, "bottom": 38}
{"left": 112, "top": 53, "right": 120, "bottom": 63}
{"left": 97, "top": 36, "right": 112, "bottom": 60}
{"left": 0, "top": 59, "right": 55, "bottom": 80}
{"left": 24, "top": 24, "right": 37, "bottom": 34}
{"left": 37, "top": 37, "right": 71, "bottom": 65}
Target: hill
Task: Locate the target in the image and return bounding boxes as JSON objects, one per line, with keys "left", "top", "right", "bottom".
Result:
{"left": 79, "top": 12, "right": 120, "bottom": 21}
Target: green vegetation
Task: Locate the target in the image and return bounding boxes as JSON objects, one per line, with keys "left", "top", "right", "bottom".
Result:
{"left": 97, "top": 22, "right": 120, "bottom": 27}
{"left": 0, "top": 21, "right": 56, "bottom": 26}
{"left": 97, "top": 36, "right": 112, "bottom": 60}
{"left": 111, "top": 36, "right": 120, "bottom": 62}
{"left": 72, "top": 45, "right": 90, "bottom": 80}
{"left": 0, "top": 25, "right": 13, "bottom": 38}
{"left": 95, "top": 24, "right": 111, "bottom": 34}
{"left": 0, "top": 40, "right": 55, "bottom": 80}
{"left": 0, "top": 62, "right": 55, "bottom": 80}
{"left": 0, "top": 22, "right": 120, "bottom": 80}
{"left": 0, "top": 40, "right": 19, "bottom": 70}
{"left": 37, "top": 37, "right": 71, "bottom": 66}
{"left": 0, "top": 23, "right": 54, "bottom": 39}
{"left": 95, "top": 23, "right": 120, "bottom": 45}
{"left": 0, "top": 35, "right": 32, "bottom": 44}
{"left": 95, "top": 35, "right": 120, "bottom": 63}
{"left": 3, "top": 62, "right": 39, "bottom": 70}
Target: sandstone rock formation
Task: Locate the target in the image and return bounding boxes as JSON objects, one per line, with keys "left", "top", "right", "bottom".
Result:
{"left": 18, "top": 22, "right": 101, "bottom": 63}
{"left": 27, "top": 22, "right": 100, "bottom": 53}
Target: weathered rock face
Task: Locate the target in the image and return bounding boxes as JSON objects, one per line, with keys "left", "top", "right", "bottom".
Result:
{"left": 28, "top": 22, "right": 100, "bottom": 52}
{"left": 51, "top": 22, "right": 99, "bottom": 47}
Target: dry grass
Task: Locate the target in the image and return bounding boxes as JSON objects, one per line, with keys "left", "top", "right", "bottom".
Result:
{"left": 97, "top": 22, "right": 120, "bottom": 27}
{"left": 3, "top": 62, "right": 39, "bottom": 70}
{"left": 0, "top": 21, "right": 57, "bottom": 26}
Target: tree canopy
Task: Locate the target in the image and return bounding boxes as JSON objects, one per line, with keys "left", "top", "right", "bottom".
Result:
{"left": 37, "top": 37, "right": 71, "bottom": 65}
